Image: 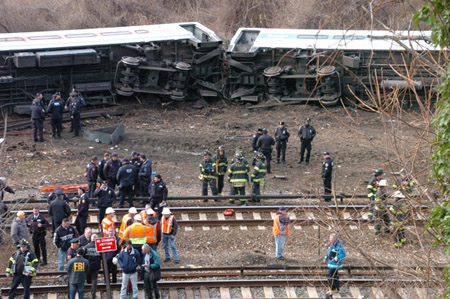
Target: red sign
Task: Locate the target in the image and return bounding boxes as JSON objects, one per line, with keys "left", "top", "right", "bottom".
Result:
{"left": 95, "top": 237, "right": 117, "bottom": 253}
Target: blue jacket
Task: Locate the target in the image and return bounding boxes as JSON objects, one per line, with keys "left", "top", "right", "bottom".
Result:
{"left": 139, "top": 159, "right": 152, "bottom": 180}
{"left": 324, "top": 239, "right": 346, "bottom": 269}
{"left": 118, "top": 247, "right": 141, "bottom": 274}
{"left": 116, "top": 163, "right": 136, "bottom": 187}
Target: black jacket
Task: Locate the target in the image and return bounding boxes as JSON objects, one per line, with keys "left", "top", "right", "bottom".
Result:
{"left": 54, "top": 225, "right": 78, "bottom": 251}
{"left": 83, "top": 241, "right": 102, "bottom": 271}
{"left": 26, "top": 213, "right": 50, "bottom": 234}
{"left": 256, "top": 134, "right": 275, "bottom": 151}
{"left": 149, "top": 180, "right": 168, "bottom": 203}
{"left": 93, "top": 187, "right": 116, "bottom": 208}
{"left": 275, "top": 127, "right": 290, "bottom": 142}
{"left": 298, "top": 124, "right": 316, "bottom": 141}
{"left": 46, "top": 99, "right": 64, "bottom": 120}
{"left": 87, "top": 161, "right": 99, "bottom": 183}
{"left": 139, "top": 159, "right": 153, "bottom": 180}
{"left": 0, "top": 185, "right": 14, "bottom": 201}
{"left": 322, "top": 157, "right": 334, "bottom": 179}
{"left": 104, "top": 159, "right": 121, "bottom": 179}
{"left": 48, "top": 198, "right": 71, "bottom": 223}
{"left": 47, "top": 192, "right": 69, "bottom": 205}
{"left": 77, "top": 193, "right": 90, "bottom": 214}
{"left": 251, "top": 132, "right": 262, "bottom": 151}
{"left": 116, "top": 163, "right": 136, "bottom": 187}
{"left": 98, "top": 159, "right": 107, "bottom": 181}
{"left": 30, "top": 104, "right": 46, "bottom": 120}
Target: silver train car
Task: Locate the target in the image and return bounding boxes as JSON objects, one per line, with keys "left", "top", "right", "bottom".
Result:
{"left": 0, "top": 22, "right": 222, "bottom": 113}
{"left": 226, "top": 28, "right": 441, "bottom": 105}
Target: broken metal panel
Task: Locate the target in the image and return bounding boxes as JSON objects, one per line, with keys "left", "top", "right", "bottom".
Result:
{"left": 83, "top": 124, "right": 125, "bottom": 145}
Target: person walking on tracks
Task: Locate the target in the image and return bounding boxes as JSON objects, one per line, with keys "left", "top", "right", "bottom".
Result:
{"left": 251, "top": 153, "right": 266, "bottom": 202}
{"left": 142, "top": 243, "right": 162, "bottom": 299}
{"left": 199, "top": 150, "right": 218, "bottom": 201}
{"left": 272, "top": 206, "right": 290, "bottom": 260}
{"left": 297, "top": 118, "right": 316, "bottom": 165}
{"left": 67, "top": 247, "right": 89, "bottom": 299}
{"left": 256, "top": 128, "right": 275, "bottom": 173}
{"left": 322, "top": 151, "right": 334, "bottom": 202}
{"left": 390, "top": 191, "right": 409, "bottom": 249}
{"left": 49, "top": 188, "right": 71, "bottom": 238}
{"left": 6, "top": 239, "right": 39, "bottom": 299}
{"left": 30, "top": 97, "right": 46, "bottom": 142}
{"left": 212, "top": 145, "right": 228, "bottom": 196}
{"left": 275, "top": 121, "right": 290, "bottom": 164}
{"left": 161, "top": 208, "right": 179, "bottom": 264}
{"left": 323, "top": 233, "right": 346, "bottom": 297}
{"left": 26, "top": 207, "right": 49, "bottom": 266}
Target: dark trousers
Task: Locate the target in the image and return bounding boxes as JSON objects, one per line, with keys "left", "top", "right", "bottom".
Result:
{"left": 217, "top": 175, "right": 224, "bottom": 194}
{"left": 88, "top": 181, "right": 97, "bottom": 198}
{"left": 72, "top": 115, "right": 81, "bottom": 136}
{"left": 75, "top": 212, "right": 88, "bottom": 235}
{"left": 98, "top": 207, "right": 107, "bottom": 223}
{"left": 32, "top": 119, "right": 44, "bottom": 141}
{"left": 8, "top": 274, "right": 32, "bottom": 299}
{"left": 300, "top": 140, "right": 312, "bottom": 163}
{"left": 230, "top": 186, "right": 245, "bottom": 203}
{"left": 119, "top": 185, "right": 134, "bottom": 208}
{"left": 106, "top": 258, "right": 118, "bottom": 283}
{"left": 276, "top": 141, "right": 287, "bottom": 162}
{"left": 107, "top": 177, "right": 118, "bottom": 190}
{"left": 327, "top": 268, "right": 340, "bottom": 291}
{"left": 51, "top": 118, "right": 62, "bottom": 137}
{"left": 144, "top": 272, "right": 160, "bottom": 299}
{"left": 86, "top": 269, "right": 99, "bottom": 298}
{"left": 150, "top": 199, "right": 163, "bottom": 221}
{"left": 323, "top": 177, "right": 332, "bottom": 201}
{"left": 261, "top": 150, "right": 272, "bottom": 173}
{"left": 32, "top": 232, "right": 47, "bottom": 262}
{"left": 52, "top": 218, "right": 62, "bottom": 234}
{"left": 202, "top": 179, "right": 217, "bottom": 196}
{"left": 374, "top": 211, "right": 390, "bottom": 234}
{"left": 252, "top": 182, "right": 263, "bottom": 201}
{"left": 140, "top": 178, "right": 150, "bottom": 197}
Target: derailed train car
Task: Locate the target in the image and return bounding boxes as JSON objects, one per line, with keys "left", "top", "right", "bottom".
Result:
{"left": 226, "top": 28, "right": 441, "bottom": 105}
{"left": 0, "top": 22, "right": 222, "bottom": 113}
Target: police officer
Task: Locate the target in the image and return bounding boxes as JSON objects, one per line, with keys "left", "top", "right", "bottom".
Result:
{"left": 228, "top": 153, "right": 249, "bottom": 205}
{"left": 256, "top": 128, "right": 275, "bottom": 173}
{"left": 30, "top": 97, "right": 46, "bottom": 142}
{"left": 104, "top": 153, "right": 121, "bottom": 190}
{"left": 65, "top": 92, "right": 82, "bottom": 137}
{"left": 139, "top": 154, "right": 153, "bottom": 198}
{"left": 199, "top": 150, "right": 218, "bottom": 201}
{"left": 251, "top": 128, "right": 263, "bottom": 166}
{"left": 46, "top": 92, "right": 64, "bottom": 138}
{"left": 212, "top": 146, "right": 228, "bottom": 196}
{"left": 0, "top": 177, "right": 14, "bottom": 201}
{"left": 86, "top": 156, "right": 98, "bottom": 198}
{"left": 74, "top": 187, "right": 90, "bottom": 235}
{"left": 275, "top": 121, "right": 290, "bottom": 164}
{"left": 149, "top": 174, "right": 168, "bottom": 221}
{"left": 251, "top": 153, "right": 266, "bottom": 202}
{"left": 94, "top": 181, "right": 116, "bottom": 221}
{"left": 117, "top": 158, "right": 137, "bottom": 208}
{"left": 367, "top": 169, "right": 384, "bottom": 220}
{"left": 297, "top": 118, "right": 316, "bottom": 165}
{"left": 322, "top": 151, "right": 334, "bottom": 201}
{"left": 98, "top": 153, "right": 110, "bottom": 183}
{"left": 130, "top": 151, "right": 142, "bottom": 196}
{"left": 26, "top": 207, "right": 49, "bottom": 266}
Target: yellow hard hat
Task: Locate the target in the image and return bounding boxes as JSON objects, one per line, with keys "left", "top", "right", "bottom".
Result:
{"left": 17, "top": 211, "right": 25, "bottom": 217}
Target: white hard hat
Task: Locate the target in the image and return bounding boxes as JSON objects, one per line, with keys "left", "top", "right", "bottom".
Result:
{"left": 0, "top": 177, "right": 5, "bottom": 183}
{"left": 162, "top": 207, "right": 171, "bottom": 215}
{"left": 146, "top": 208, "right": 155, "bottom": 215}
{"left": 106, "top": 207, "right": 115, "bottom": 214}
{"left": 128, "top": 207, "right": 137, "bottom": 214}
{"left": 378, "top": 179, "right": 388, "bottom": 187}
{"left": 392, "top": 191, "right": 405, "bottom": 198}
{"left": 134, "top": 214, "right": 142, "bottom": 222}
{"left": 112, "top": 257, "right": 118, "bottom": 265}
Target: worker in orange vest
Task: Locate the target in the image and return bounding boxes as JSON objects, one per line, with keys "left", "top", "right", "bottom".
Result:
{"left": 101, "top": 207, "right": 116, "bottom": 237}
{"left": 272, "top": 206, "right": 290, "bottom": 260}
{"left": 122, "top": 214, "right": 156, "bottom": 255}
{"left": 118, "top": 207, "right": 137, "bottom": 238}
{"left": 140, "top": 204, "right": 152, "bottom": 222}
{"left": 161, "top": 208, "right": 179, "bottom": 263}
{"left": 144, "top": 208, "right": 161, "bottom": 250}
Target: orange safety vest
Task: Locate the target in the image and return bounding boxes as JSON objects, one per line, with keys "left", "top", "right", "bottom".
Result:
{"left": 140, "top": 210, "right": 147, "bottom": 221}
{"left": 272, "top": 214, "right": 289, "bottom": 236}
{"left": 123, "top": 223, "right": 156, "bottom": 245}
{"left": 118, "top": 214, "right": 132, "bottom": 238}
{"left": 101, "top": 215, "right": 116, "bottom": 237}
{"left": 145, "top": 223, "right": 157, "bottom": 244}
{"left": 161, "top": 215, "right": 175, "bottom": 234}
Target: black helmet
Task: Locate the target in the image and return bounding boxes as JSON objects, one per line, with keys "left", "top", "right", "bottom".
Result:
{"left": 256, "top": 152, "right": 265, "bottom": 159}
{"left": 204, "top": 150, "right": 211, "bottom": 156}
{"left": 305, "top": 117, "right": 311, "bottom": 122}
{"left": 374, "top": 169, "right": 384, "bottom": 176}
{"left": 279, "top": 121, "right": 285, "bottom": 125}
{"left": 235, "top": 152, "right": 243, "bottom": 160}
{"left": 262, "top": 128, "right": 268, "bottom": 134}
{"left": 218, "top": 145, "right": 225, "bottom": 152}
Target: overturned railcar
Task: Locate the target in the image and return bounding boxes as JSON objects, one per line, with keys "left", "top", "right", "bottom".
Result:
{"left": 226, "top": 28, "right": 441, "bottom": 105}
{"left": 0, "top": 22, "right": 222, "bottom": 113}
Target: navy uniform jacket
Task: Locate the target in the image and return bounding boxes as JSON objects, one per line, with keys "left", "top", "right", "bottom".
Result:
{"left": 46, "top": 99, "right": 64, "bottom": 120}
{"left": 139, "top": 159, "right": 153, "bottom": 180}
{"left": 77, "top": 193, "right": 90, "bottom": 214}
{"left": 104, "top": 159, "right": 121, "bottom": 179}
{"left": 149, "top": 180, "right": 168, "bottom": 202}
{"left": 116, "top": 164, "right": 136, "bottom": 187}
{"left": 93, "top": 187, "right": 116, "bottom": 208}
{"left": 275, "top": 127, "right": 290, "bottom": 142}
{"left": 86, "top": 162, "right": 99, "bottom": 183}
{"left": 26, "top": 213, "right": 50, "bottom": 234}
{"left": 30, "top": 104, "right": 45, "bottom": 120}
{"left": 256, "top": 134, "right": 275, "bottom": 151}
{"left": 322, "top": 157, "right": 334, "bottom": 179}
{"left": 298, "top": 124, "right": 316, "bottom": 141}
{"left": 251, "top": 132, "right": 262, "bottom": 151}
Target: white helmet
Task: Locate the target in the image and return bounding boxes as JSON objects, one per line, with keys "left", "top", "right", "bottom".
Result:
{"left": 112, "top": 257, "right": 118, "bottom": 265}
{"left": 162, "top": 207, "right": 171, "bottom": 215}
{"left": 134, "top": 214, "right": 142, "bottom": 222}
{"left": 105, "top": 207, "right": 115, "bottom": 214}
{"left": 392, "top": 191, "right": 405, "bottom": 198}
{"left": 146, "top": 208, "right": 155, "bottom": 215}
{"left": 128, "top": 207, "right": 137, "bottom": 214}
{"left": 378, "top": 179, "right": 388, "bottom": 187}
{"left": 0, "top": 177, "right": 5, "bottom": 183}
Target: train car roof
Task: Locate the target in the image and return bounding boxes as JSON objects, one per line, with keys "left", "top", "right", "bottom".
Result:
{"left": 0, "top": 22, "right": 221, "bottom": 51}
{"left": 227, "top": 28, "right": 438, "bottom": 53}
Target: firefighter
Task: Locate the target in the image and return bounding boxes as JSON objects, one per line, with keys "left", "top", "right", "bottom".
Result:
{"left": 367, "top": 169, "right": 384, "bottom": 220}
{"left": 297, "top": 117, "right": 316, "bottom": 165}
{"left": 228, "top": 152, "right": 249, "bottom": 205}
{"left": 212, "top": 146, "right": 228, "bottom": 196}
{"left": 274, "top": 121, "right": 290, "bottom": 164}
{"left": 30, "top": 97, "right": 46, "bottom": 143}
{"left": 251, "top": 128, "right": 263, "bottom": 166}
{"left": 101, "top": 207, "right": 116, "bottom": 237}
{"left": 323, "top": 233, "right": 346, "bottom": 297}
{"left": 322, "top": 152, "right": 334, "bottom": 202}
{"left": 251, "top": 153, "right": 266, "bottom": 202}
{"left": 373, "top": 179, "right": 390, "bottom": 235}
{"left": 393, "top": 169, "right": 416, "bottom": 195}
{"left": 199, "top": 150, "right": 218, "bottom": 201}
{"left": 119, "top": 207, "right": 137, "bottom": 239}
{"left": 46, "top": 92, "right": 64, "bottom": 138}
{"left": 256, "top": 128, "right": 275, "bottom": 173}
{"left": 390, "top": 191, "right": 409, "bottom": 249}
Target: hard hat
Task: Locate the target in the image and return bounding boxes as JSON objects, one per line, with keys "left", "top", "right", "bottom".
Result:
{"left": 235, "top": 152, "right": 243, "bottom": 159}
{"left": 134, "top": 214, "right": 142, "bottom": 222}
{"left": 19, "top": 239, "right": 29, "bottom": 247}
{"left": 0, "top": 177, "right": 5, "bottom": 183}
{"left": 392, "top": 191, "right": 406, "bottom": 198}
{"left": 128, "top": 207, "right": 137, "bottom": 214}
{"left": 279, "top": 121, "right": 285, "bottom": 125}
{"left": 262, "top": 128, "right": 268, "bottom": 134}
{"left": 106, "top": 207, "right": 115, "bottom": 214}
{"left": 162, "top": 207, "right": 171, "bottom": 215}
{"left": 374, "top": 169, "right": 384, "bottom": 176}
{"left": 204, "top": 150, "right": 211, "bottom": 156}
{"left": 378, "top": 179, "right": 387, "bottom": 187}
{"left": 146, "top": 208, "right": 155, "bottom": 215}
{"left": 256, "top": 152, "right": 265, "bottom": 159}
{"left": 16, "top": 211, "right": 25, "bottom": 217}
{"left": 112, "top": 257, "right": 118, "bottom": 265}
{"left": 218, "top": 145, "right": 225, "bottom": 151}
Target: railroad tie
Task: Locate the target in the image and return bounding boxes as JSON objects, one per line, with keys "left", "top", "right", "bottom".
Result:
{"left": 288, "top": 212, "right": 297, "bottom": 220}
{"left": 185, "top": 287, "right": 195, "bottom": 299}
{"left": 200, "top": 287, "right": 210, "bottom": 299}
{"left": 306, "top": 286, "right": 319, "bottom": 298}
{"left": 397, "top": 288, "right": 409, "bottom": 298}
{"left": 220, "top": 287, "right": 232, "bottom": 299}
{"left": 350, "top": 286, "right": 362, "bottom": 298}
{"left": 286, "top": 286, "right": 297, "bottom": 298}
{"left": 241, "top": 287, "right": 252, "bottom": 299}
{"left": 263, "top": 286, "right": 275, "bottom": 298}
{"left": 236, "top": 212, "right": 248, "bottom": 230}
{"left": 169, "top": 288, "right": 178, "bottom": 299}
{"left": 199, "top": 213, "right": 210, "bottom": 231}
{"left": 113, "top": 290, "right": 120, "bottom": 298}
{"left": 139, "top": 289, "right": 145, "bottom": 298}
{"left": 372, "top": 287, "right": 385, "bottom": 298}
{"left": 182, "top": 213, "right": 192, "bottom": 231}
{"left": 90, "top": 214, "right": 98, "bottom": 222}
{"left": 47, "top": 293, "right": 57, "bottom": 299}
{"left": 253, "top": 212, "right": 262, "bottom": 219}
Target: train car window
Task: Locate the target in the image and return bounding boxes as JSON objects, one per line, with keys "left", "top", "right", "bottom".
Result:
{"left": 297, "top": 34, "right": 328, "bottom": 39}
{"left": 333, "top": 35, "right": 366, "bottom": 40}
{"left": 101, "top": 31, "right": 132, "bottom": 36}
{"left": 66, "top": 33, "right": 97, "bottom": 38}
{"left": 135, "top": 30, "right": 149, "bottom": 34}
{"left": 28, "top": 35, "right": 61, "bottom": 40}
{"left": 0, "top": 37, "right": 24, "bottom": 42}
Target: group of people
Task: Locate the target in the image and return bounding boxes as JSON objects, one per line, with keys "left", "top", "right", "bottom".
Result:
{"left": 30, "top": 90, "right": 85, "bottom": 142}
